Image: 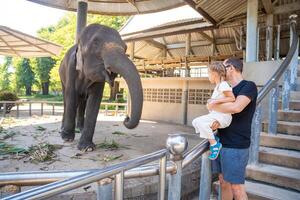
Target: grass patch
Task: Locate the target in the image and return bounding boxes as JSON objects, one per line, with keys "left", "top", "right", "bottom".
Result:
{"left": 28, "top": 143, "right": 63, "bottom": 163}
{"left": 75, "top": 128, "right": 81, "bottom": 133}
{"left": 0, "top": 142, "right": 27, "bottom": 155}
{"left": 112, "top": 131, "right": 127, "bottom": 136}
{"left": 19, "top": 94, "right": 63, "bottom": 102}
{"left": 96, "top": 138, "right": 129, "bottom": 150}
{"left": 35, "top": 126, "right": 46, "bottom": 131}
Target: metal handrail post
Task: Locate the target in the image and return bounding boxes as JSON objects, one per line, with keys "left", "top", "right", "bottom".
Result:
{"left": 289, "top": 16, "right": 299, "bottom": 91}
{"left": 158, "top": 156, "right": 166, "bottom": 200}
{"left": 114, "top": 171, "right": 124, "bottom": 200}
{"left": 268, "top": 84, "right": 279, "bottom": 134}
{"left": 248, "top": 104, "right": 262, "bottom": 165}
{"left": 166, "top": 134, "right": 188, "bottom": 200}
{"left": 96, "top": 179, "right": 112, "bottom": 200}
{"left": 282, "top": 68, "right": 291, "bottom": 110}
{"left": 199, "top": 151, "right": 212, "bottom": 200}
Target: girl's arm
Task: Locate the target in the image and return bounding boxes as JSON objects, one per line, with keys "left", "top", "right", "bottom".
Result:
{"left": 210, "top": 91, "right": 235, "bottom": 104}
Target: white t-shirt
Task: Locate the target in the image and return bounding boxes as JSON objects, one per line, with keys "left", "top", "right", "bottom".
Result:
{"left": 211, "top": 81, "right": 232, "bottom": 100}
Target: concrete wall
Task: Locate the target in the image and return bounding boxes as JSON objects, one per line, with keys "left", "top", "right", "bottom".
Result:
{"left": 118, "top": 77, "right": 213, "bottom": 126}
{"left": 243, "top": 60, "right": 283, "bottom": 86}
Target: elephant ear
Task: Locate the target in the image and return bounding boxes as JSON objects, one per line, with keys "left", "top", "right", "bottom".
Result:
{"left": 76, "top": 45, "right": 83, "bottom": 71}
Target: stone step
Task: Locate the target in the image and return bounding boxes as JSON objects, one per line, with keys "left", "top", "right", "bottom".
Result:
{"left": 260, "top": 132, "right": 300, "bottom": 151}
{"left": 245, "top": 181, "right": 300, "bottom": 200}
{"left": 212, "top": 181, "right": 300, "bottom": 200}
{"left": 278, "top": 110, "right": 300, "bottom": 122}
{"left": 263, "top": 121, "right": 300, "bottom": 136}
{"left": 290, "top": 91, "right": 300, "bottom": 100}
{"left": 279, "top": 100, "right": 300, "bottom": 110}
{"left": 246, "top": 164, "right": 300, "bottom": 191}
{"left": 259, "top": 146, "right": 300, "bottom": 169}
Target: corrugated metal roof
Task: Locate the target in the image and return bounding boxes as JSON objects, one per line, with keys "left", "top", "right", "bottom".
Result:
{"left": 119, "top": 5, "right": 202, "bottom": 35}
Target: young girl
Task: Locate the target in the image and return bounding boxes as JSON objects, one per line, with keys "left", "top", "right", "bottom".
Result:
{"left": 192, "top": 63, "right": 235, "bottom": 160}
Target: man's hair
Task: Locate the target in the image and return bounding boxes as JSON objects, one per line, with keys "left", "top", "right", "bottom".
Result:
{"left": 208, "top": 62, "right": 226, "bottom": 78}
{"left": 223, "top": 57, "right": 243, "bottom": 73}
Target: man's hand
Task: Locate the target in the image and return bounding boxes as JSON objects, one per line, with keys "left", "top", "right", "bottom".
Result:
{"left": 211, "top": 121, "right": 220, "bottom": 130}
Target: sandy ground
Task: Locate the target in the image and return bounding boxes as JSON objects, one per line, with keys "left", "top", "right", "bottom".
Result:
{"left": 0, "top": 114, "right": 201, "bottom": 173}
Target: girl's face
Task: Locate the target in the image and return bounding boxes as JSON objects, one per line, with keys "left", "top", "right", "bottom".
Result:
{"left": 208, "top": 69, "right": 220, "bottom": 84}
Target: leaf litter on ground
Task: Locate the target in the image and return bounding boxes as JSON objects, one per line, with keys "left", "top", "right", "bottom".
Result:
{"left": 112, "top": 131, "right": 127, "bottom": 136}
{"left": 28, "top": 143, "right": 63, "bottom": 163}
{"left": 96, "top": 138, "right": 130, "bottom": 150}
{"left": 103, "top": 154, "right": 123, "bottom": 162}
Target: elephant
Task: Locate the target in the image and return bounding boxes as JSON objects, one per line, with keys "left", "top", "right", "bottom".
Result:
{"left": 59, "top": 24, "right": 143, "bottom": 151}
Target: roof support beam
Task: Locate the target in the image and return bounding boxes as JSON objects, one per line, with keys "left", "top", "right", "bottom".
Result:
{"left": 166, "top": 38, "right": 235, "bottom": 49}
{"left": 261, "top": 0, "right": 273, "bottom": 14}
{"left": 273, "top": 2, "right": 300, "bottom": 15}
{"left": 183, "top": 0, "right": 217, "bottom": 26}
{"left": 145, "top": 39, "right": 166, "bottom": 49}
{"left": 198, "top": 32, "right": 213, "bottom": 42}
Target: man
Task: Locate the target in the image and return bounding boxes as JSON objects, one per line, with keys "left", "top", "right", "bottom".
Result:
{"left": 208, "top": 57, "right": 258, "bottom": 200}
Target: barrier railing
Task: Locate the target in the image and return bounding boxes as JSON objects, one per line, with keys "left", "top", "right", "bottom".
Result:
{"left": 0, "top": 100, "right": 127, "bottom": 118}
{"left": 0, "top": 15, "right": 298, "bottom": 200}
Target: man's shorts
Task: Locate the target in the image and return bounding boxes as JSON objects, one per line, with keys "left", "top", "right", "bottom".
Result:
{"left": 211, "top": 147, "right": 249, "bottom": 184}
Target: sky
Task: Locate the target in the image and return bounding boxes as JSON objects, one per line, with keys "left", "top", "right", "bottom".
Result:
{"left": 0, "top": 0, "right": 68, "bottom": 63}
{"left": 0, "top": 0, "right": 67, "bottom": 35}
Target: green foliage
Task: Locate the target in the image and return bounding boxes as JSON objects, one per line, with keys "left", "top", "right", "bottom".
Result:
{"left": 0, "top": 91, "right": 19, "bottom": 113}
{"left": 32, "top": 57, "right": 56, "bottom": 85}
{"left": 14, "top": 58, "right": 35, "bottom": 95}
{"left": 0, "top": 57, "right": 13, "bottom": 92}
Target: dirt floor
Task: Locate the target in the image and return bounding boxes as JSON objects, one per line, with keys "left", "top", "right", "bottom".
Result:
{"left": 0, "top": 113, "right": 202, "bottom": 173}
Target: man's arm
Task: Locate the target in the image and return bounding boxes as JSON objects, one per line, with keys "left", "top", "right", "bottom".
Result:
{"left": 207, "top": 95, "right": 251, "bottom": 114}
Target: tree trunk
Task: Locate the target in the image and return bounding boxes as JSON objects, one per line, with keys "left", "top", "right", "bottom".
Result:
{"left": 42, "top": 82, "right": 49, "bottom": 95}
{"left": 109, "top": 81, "right": 119, "bottom": 101}
{"left": 25, "top": 86, "right": 31, "bottom": 96}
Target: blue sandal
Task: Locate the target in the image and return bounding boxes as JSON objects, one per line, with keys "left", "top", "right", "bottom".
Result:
{"left": 208, "top": 142, "right": 222, "bottom": 160}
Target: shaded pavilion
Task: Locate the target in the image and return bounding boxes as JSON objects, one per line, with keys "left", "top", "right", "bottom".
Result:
{"left": 0, "top": 25, "right": 62, "bottom": 57}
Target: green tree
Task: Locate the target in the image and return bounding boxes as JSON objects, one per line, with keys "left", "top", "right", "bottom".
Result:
{"left": 32, "top": 57, "right": 56, "bottom": 95}
{"left": 37, "top": 13, "right": 128, "bottom": 93}
{"left": 0, "top": 57, "right": 13, "bottom": 91}
{"left": 14, "top": 58, "right": 35, "bottom": 96}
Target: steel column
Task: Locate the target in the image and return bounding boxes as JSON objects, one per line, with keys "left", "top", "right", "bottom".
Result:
{"left": 199, "top": 151, "right": 212, "bottom": 200}
{"left": 114, "top": 171, "right": 124, "bottom": 200}
{"left": 248, "top": 104, "right": 262, "bottom": 165}
{"left": 167, "top": 160, "right": 182, "bottom": 200}
{"left": 158, "top": 156, "right": 166, "bottom": 200}
{"left": 268, "top": 84, "right": 279, "bottom": 134}
{"left": 266, "top": 14, "right": 273, "bottom": 61}
{"left": 246, "top": 0, "right": 258, "bottom": 62}
{"left": 96, "top": 179, "right": 112, "bottom": 200}
{"left": 274, "top": 25, "right": 281, "bottom": 60}
{"left": 76, "top": 0, "right": 88, "bottom": 43}
{"left": 282, "top": 69, "right": 291, "bottom": 110}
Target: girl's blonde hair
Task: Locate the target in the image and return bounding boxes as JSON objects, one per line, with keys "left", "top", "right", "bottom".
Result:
{"left": 208, "top": 62, "right": 226, "bottom": 79}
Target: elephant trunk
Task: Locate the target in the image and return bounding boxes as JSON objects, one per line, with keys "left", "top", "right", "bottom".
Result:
{"left": 104, "top": 52, "right": 143, "bottom": 129}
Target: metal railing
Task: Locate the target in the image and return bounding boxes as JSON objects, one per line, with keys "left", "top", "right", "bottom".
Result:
{"left": 0, "top": 15, "right": 298, "bottom": 200}
{"left": 1, "top": 134, "right": 209, "bottom": 200}
{"left": 0, "top": 100, "right": 127, "bottom": 118}
{"left": 249, "top": 15, "right": 299, "bottom": 164}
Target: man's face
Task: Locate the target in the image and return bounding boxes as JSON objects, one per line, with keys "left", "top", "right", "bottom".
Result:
{"left": 222, "top": 61, "right": 232, "bottom": 80}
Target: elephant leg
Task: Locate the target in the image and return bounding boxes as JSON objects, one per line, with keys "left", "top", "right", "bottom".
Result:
{"left": 60, "top": 88, "right": 77, "bottom": 142}
{"left": 61, "top": 84, "right": 66, "bottom": 130}
{"left": 76, "top": 97, "right": 86, "bottom": 131}
{"left": 78, "top": 83, "right": 104, "bottom": 151}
